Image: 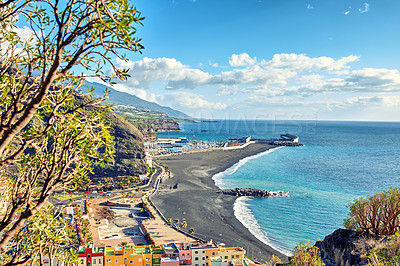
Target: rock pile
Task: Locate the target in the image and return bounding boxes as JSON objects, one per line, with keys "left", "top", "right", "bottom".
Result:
{"left": 273, "top": 140, "right": 304, "bottom": 146}
{"left": 222, "top": 188, "right": 289, "bottom": 198}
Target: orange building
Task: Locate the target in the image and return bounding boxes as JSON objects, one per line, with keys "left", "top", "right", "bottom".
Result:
{"left": 105, "top": 245, "right": 153, "bottom": 266}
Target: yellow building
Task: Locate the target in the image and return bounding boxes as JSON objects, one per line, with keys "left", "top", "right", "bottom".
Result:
{"left": 105, "top": 245, "right": 153, "bottom": 266}
{"left": 216, "top": 247, "right": 245, "bottom": 262}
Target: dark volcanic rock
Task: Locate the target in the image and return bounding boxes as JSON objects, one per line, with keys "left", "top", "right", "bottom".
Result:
{"left": 221, "top": 188, "right": 289, "bottom": 198}
{"left": 315, "top": 229, "right": 388, "bottom": 266}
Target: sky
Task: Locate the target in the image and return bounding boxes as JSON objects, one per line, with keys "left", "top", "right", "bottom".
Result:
{"left": 15, "top": 0, "right": 400, "bottom": 121}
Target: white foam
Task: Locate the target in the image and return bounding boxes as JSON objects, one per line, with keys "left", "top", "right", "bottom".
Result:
{"left": 211, "top": 146, "right": 292, "bottom": 256}
{"left": 212, "top": 147, "right": 282, "bottom": 189}
{"left": 233, "top": 196, "right": 293, "bottom": 256}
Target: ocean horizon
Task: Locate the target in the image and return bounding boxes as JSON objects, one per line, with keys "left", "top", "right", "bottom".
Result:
{"left": 158, "top": 120, "right": 400, "bottom": 255}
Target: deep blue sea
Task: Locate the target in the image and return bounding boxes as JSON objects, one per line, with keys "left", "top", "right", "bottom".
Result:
{"left": 158, "top": 120, "right": 400, "bottom": 255}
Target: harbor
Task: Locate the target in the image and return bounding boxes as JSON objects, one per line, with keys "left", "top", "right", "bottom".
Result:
{"left": 145, "top": 133, "right": 302, "bottom": 155}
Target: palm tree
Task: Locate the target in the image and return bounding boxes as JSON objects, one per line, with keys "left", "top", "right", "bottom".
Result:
{"left": 189, "top": 227, "right": 195, "bottom": 235}
{"left": 181, "top": 221, "right": 187, "bottom": 232}
{"left": 174, "top": 218, "right": 180, "bottom": 228}
{"left": 167, "top": 218, "right": 172, "bottom": 225}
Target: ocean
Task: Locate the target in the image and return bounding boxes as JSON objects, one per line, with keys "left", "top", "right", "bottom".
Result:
{"left": 158, "top": 120, "right": 400, "bottom": 255}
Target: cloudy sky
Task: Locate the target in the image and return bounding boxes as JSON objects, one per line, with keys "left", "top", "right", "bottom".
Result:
{"left": 101, "top": 0, "right": 400, "bottom": 120}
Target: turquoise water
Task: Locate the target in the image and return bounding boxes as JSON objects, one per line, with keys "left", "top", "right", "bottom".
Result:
{"left": 158, "top": 120, "right": 400, "bottom": 254}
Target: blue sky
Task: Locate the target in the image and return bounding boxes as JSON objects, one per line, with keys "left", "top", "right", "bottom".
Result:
{"left": 98, "top": 0, "right": 400, "bottom": 120}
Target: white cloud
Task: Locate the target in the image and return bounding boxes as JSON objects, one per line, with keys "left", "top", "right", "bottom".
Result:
{"left": 264, "top": 53, "right": 359, "bottom": 71}
{"left": 114, "top": 54, "right": 400, "bottom": 101}
{"left": 343, "top": 96, "right": 400, "bottom": 107}
{"left": 345, "top": 68, "right": 400, "bottom": 92}
{"left": 216, "top": 85, "right": 238, "bottom": 96}
{"left": 115, "top": 57, "right": 211, "bottom": 90}
{"left": 307, "top": 4, "right": 313, "bottom": 9}
{"left": 209, "top": 60, "right": 219, "bottom": 68}
{"left": 359, "top": 3, "right": 370, "bottom": 13}
{"left": 344, "top": 10, "right": 350, "bottom": 15}
{"left": 0, "top": 25, "right": 35, "bottom": 57}
{"left": 158, "top": 92, "right": 227, "bottom": 110}
{"left": 229, "top": 53, "right": 257, "bottom": 67}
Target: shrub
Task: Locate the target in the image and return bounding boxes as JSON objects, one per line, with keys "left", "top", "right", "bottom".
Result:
{"left": 290, "top": 241, "right": 325, "bottom": 266}
{"left": 344, "top": 187, "right": 400, "bottom": 237}
{"left": 265, "top": 255, "right": 281, "bottom": 266}
{"left": 368, "top": 233, "right": 400, "bottom": 265}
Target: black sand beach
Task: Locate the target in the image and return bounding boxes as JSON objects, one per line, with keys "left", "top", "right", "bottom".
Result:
{"left": 152, "top": 143, "right": 288, "bottom": 263}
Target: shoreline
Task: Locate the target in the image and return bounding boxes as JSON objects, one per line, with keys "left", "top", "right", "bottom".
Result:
{"left": 210, "top": 147, "right": 292, "bottom": 256}
{"left": 152, "top": 143, "right": 288, "bottom": 263}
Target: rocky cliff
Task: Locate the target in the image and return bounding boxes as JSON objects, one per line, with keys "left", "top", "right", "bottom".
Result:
{"left": 134, "top": 119, "right": 179, "bottom": 133}
{"left": 76, "top": 95, "right": 147, "bottom": 178}
{"left": 315, "top": 229, "right": 387, "bottom": 266}
{"left": 94, "top": 111, "right": 147, "bottom": 178}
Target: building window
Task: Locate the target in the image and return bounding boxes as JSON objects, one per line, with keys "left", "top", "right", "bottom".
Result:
{"left": 130, "top": 261, "right": 133, "bottom": 263}
{"left": 146, "top": 257, "right": 150, "bottom": 261}
{"left": 130, "top": 254, "right": 134, "bottom": 257}
{"left": 146, "top": 264, "right": 150, "bottom": 266}
{"left": 93, "top": 259, "right": 96, "bottom": 264}
{"left": 236, "top": 255, "right": 239, "bottom": 258}
{"left": 139, "top": 258, "right": 142, "bottom": 262}
{"left": 225, "top": 256, "right": 228, "bottom": 259}
{"left": 202, "top": 251, "right": 205, "bottom": 254}
{"left": 115, "top": 259, "right": 118, "bottom": 263}
{"left": 232, "top": 256, "right": 234, "bottom": 259}
{"left": 206, "top": 256, "right": 208, "bottom": 259}
{"left": 88, "top": 254, "right": 91, "bottom": 258}
{"left": 125, "top": 251, "right": 127, "bottom": 254}
{"left": 106, "top": 259, "right": 111, "bottom": 263}
{"left": 202, "top": 257, "right": 205, "bottom": 260}
{"left": 155, "top": 259, "right": 159, "bottom": 262}
{"left": 125, "top": 258, "right": 127, "bottom": 261}
{"left": 195, "top": 258, "right": 199, "bottom": 261}
{"left": 195, "top": 251, "right": 198, "bottom": 254}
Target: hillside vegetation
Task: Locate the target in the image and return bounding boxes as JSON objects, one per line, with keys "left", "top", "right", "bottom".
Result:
{"left": 114, "top": 105, "right": 180, "bottom": 134}
{"left": 76, "top": 96, "right": 147, "bottom": 179}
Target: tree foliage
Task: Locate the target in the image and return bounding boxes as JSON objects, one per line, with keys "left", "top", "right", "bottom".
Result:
{"left": 265, "top": 254, "right": 281, "bottom": 266}
{"left": 0, "top": 0, "right": 144, "bottom": 264}
{"left": 290, "top": 241, "right": 325, "bottom": 266}
{"left": 0, "top": 205, "right": 80, "bottom": 266}
{"left": 367, "top": 233, "right": 400, "bottom": 266}
{"left": 344, "top": 187, "right": 400, "bottom": 237}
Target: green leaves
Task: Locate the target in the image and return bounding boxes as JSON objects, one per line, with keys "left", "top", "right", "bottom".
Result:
{"left": 344, "top": 187, "right": 400, "bottom": 236}
{"left": 291, "top": 241, "right": 325, "bottom": 266}
{"left": 1, "top": 0, "right": 144, "bottom": 262}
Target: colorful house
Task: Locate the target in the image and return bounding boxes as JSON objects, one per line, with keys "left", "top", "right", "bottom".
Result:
{"left": 78, "top": 244, "right": 105, "bottom": 266}
{"left": 151, "top": 246, "right": 166, "bottom": 266}
{"left": 209, "top": 257, "right": 229, "bottom": 266}
{"left": 163, "top": 243, "right": 180, "bottom": 258}
{"left": 216, "top": 247, "right": 245, "bottom": 262}
{"left": 174, "top": 242, "right": 191, "bottom": 265}
{"left": 105, "top": 245, "right": 153, "bottom": 266}
{"left": 191, "top": 243, "right": 218, "bottom": 266}
{"left": 160, "top": 257, "right": 180, "bottom": 266}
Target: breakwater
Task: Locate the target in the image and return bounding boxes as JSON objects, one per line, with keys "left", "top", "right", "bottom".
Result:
{"left": 222, "top": 188, "right": 289, "bottom": 198}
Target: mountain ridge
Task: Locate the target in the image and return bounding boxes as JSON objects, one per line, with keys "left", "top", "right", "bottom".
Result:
{"left": 84, "top": 81, "right": 191, "bottom": 119}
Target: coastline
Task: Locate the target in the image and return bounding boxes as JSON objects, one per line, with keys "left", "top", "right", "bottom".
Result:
{"left": 152, "top": 143, "right": 288, "bottom": 263}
